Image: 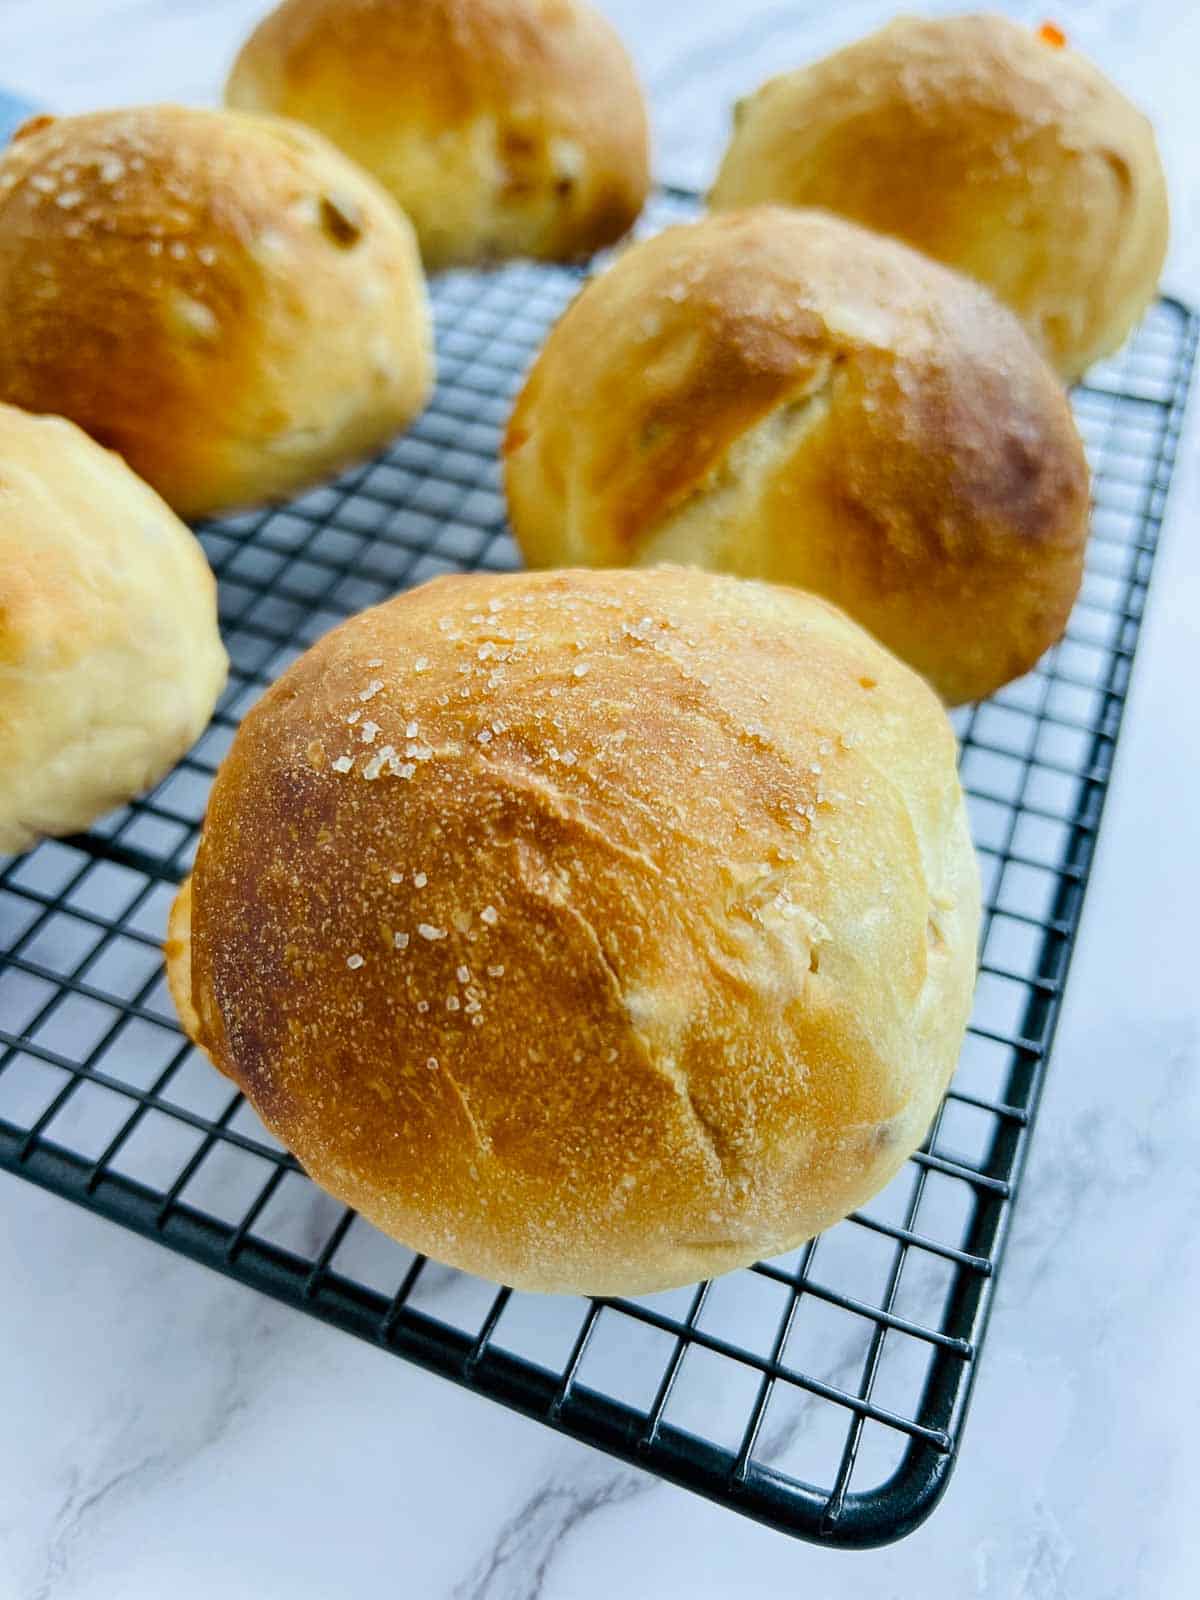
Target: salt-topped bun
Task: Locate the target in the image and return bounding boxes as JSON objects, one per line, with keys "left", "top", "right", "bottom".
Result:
{"left": 709, "top": 13, "right": 1168, "bottom": 380}
{"left": 0, "top": 105, "right": 433, "bottom": 518}
{"left": 0, "top": 402, "right": 226, "bottom": 855}
{"left": 167, "top": 566, "right": 979, "bottom": 1295}
{"left": 225, "top": 0, "right": 650, "bottom": 271}
{"left": 505, "top": 206, "right": 1090, "bottom": 706}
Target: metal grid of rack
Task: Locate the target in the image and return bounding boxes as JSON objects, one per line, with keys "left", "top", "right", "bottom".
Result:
{"left": 1, "top": 191, "right": 1195, "bottom": 1547}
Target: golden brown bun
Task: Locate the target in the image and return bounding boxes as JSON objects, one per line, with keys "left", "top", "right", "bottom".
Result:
{"left": 225, "top": 0, "right": 650, "bottom": 271}
{"left": 504, "top": 206, "right": 1090, "bottom": 706}
{"left": 167, "top": 566, "right": 980, "bottom": 1295}
{"left": 0, "top": 402, "right": 227, "bottom": 855}
{"left": 709, "top": 13, "right": 1168, "bottom": 381}
{"left": 0, "top": 105, "right": 433, "bottom": 519}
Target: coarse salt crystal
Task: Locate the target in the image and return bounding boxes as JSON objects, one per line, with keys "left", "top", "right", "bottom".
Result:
{"left": 346, "top": 710, "right": 362, "bottom": 725}
{"left": 347, "top": 954, "right": 364, "bottom": 969}
{"left": 418, "top": 923, "right": 446, "bottom": 941}
{"left": 367, "top": 657, "right": 383, "bottom": 667}
{"left": 480, "top": 905, "right": 498, "bottom": 926}
{"left": 389, "top": 870, "right": 404, "bottom": 883}
{"left": 359, "top": 678, "right": 384, "bottom": 702}
{"left": 413, "top": 871, "right": 427, "bottom": 888}
{"left": 405, "top": 720, "right": 419, "bottom": 739}
{"left": 487, "top": 598, "right": 503, "bottom": 613}
{"left": 446, "top": 996, "right": 460, "bottom": 1011}
{"left": 417, "top": 1000, "right": 430, "bottom": 1013}
{"left": 413, "top": 657, "right": 429, "bottom": 673}
{"left": 477, "top": 729, "right": 492, "bottom": 745}
{"left": 394, "top": 931, "right": 409, "bottom": 949}
{"left": 456, "top": 965, "right": 470, "bottom": 984}
{"left": 360, "top": 721, "right": 380, "bottom": 744}
{"left": 332, "top": 755, "right": 353, "bottom": 773}
{"left": 426, "top": 1056, "right": 438, "bottom": 1070}
{"left": 573, "top": 663, "right": 589, "bottom": 678}
{"left": 487, "top": 964, "right": 505, "bottom": 978}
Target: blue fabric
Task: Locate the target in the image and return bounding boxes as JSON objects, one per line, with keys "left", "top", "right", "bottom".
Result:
{"left": 0, "top": 88, "right": 36, "bottom": 144}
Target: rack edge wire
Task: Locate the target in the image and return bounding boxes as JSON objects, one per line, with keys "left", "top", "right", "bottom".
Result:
{"left": 829, "top": 296, "right": 1199, "bottom": 1546}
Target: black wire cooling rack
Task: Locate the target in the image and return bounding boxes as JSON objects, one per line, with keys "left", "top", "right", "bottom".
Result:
{"left": 1, "top": 190, "right": 1195, "bottom": 1548}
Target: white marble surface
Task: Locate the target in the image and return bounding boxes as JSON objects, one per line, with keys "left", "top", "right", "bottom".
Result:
{"left": 2, "top": 3, "right": 1199, "bottom": 1596}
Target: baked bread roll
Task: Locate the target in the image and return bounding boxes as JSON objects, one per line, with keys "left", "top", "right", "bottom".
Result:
{"left": 504, "top": 206, "right": 1090, "bottom": 706}
{"left": 0, "top": 105, "right": 433, "bottom": 519}
{"left": 0, "top": 403, "right": 226, "bottom": 856}
{"left": 709, "top": 13, "right": 1168, "bottom": 382}
{"left": 225, "top": 0, "right": 650, "bottom": 271}
{"left": 167, "top": 566, "right": 980, "bottom": 1295}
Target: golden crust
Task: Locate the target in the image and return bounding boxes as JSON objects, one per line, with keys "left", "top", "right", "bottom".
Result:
{"left": 165, "top": 878, "right": 202, "bottom": 1045}
{"left": 225, "top": 0, "right": 650, "bottom": 271}
{"left": 0, "top": 105, "right": 433, "bottom": 518}
{"left": 0, "top": 402, "right": 227, "bottom": 854}
{"left": 709, "top": 12, "right": 1168, "bottom": 381}
{"left": 504, "top": 206, "right": 1090, "bottom": 706}
{"left": 170, "top": 566, "right": 979, "bottom": 1295}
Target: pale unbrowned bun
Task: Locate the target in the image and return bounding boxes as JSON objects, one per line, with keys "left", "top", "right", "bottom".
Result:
{"left": 167, "top": 567, "right": 980, "bottom": 1295}
{"left": 0, "top": 105, "right": 433, "bottom": 519}
{"left": 0, "top": 403, "right": 226, "bottom": 855}
{"left": 709, "top": 13, "right": 1168, "bottom": 381}
{"left": 504, "top": 207, "right": 1090, "bottom": 706}
{"left": 225, "top": 0, "right": 650, "bottom": 271}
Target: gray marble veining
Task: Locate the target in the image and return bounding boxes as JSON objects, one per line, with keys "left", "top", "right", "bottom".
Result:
{"left": 1, "top": 3, "right": 1198, "bottom": 1596}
